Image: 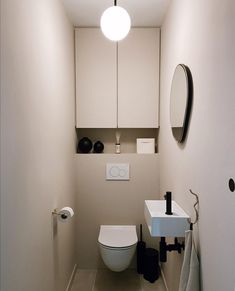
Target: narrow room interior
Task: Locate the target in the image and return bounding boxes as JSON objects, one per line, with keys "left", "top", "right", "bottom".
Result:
{"left": 1, "top": 1, "right": 235, "bottom": 291}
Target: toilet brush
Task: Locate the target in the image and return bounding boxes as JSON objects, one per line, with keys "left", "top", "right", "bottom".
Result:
{"left": 137, "top": 224, "right": 146, "bottom": 274}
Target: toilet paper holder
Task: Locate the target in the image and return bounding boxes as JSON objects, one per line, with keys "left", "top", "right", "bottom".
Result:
{"left": 52, "top": 209, "right": 68, "bottom": 220}
{"left": 52, "top": 207, "right": 74, "bottom": 222}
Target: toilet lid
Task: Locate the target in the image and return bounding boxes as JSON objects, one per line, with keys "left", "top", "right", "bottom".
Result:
{"left": 98, "top": 225, "right": 138, "bottom": 248}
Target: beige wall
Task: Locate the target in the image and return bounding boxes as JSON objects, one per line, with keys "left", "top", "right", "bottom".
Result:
{"left": 75, "top": 154, "right": 160, "bottom": 268}
{"left": 0, "top": 0, "right": 76, "bottom": 290}
{"left": 159, "top": 0, "right": 235, "bottom": 290}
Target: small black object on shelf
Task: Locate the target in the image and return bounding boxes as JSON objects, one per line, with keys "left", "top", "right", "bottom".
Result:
{"left": 143, "top": 248, "right": 159, "bottom": 283}
{"left": 137, "top": 224, "right": 146, "bottom": 274}
{"left": 78, "top": 137, "right": 92, "bottom": 153}
{"left": 93, "top": 141, "right": 104, "bottom": 153}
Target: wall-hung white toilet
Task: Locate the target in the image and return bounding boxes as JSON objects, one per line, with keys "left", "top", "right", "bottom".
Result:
{"left": 98, "top": 225, "right": 138, "bottom": 272}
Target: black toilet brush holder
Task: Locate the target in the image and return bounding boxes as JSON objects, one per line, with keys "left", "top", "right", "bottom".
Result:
{"left": 137, "top": 224, "right": 146, "bottom": 274}
{"left": 143, "top": 248, "right": 159, "bottom": 283}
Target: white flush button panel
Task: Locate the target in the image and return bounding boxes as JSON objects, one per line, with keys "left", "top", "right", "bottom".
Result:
{"left": 106, "top": 163, "right": 130, "bottom": 180}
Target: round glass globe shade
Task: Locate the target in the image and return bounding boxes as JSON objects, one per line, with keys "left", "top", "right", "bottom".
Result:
{"left": 100, "top": 6, "right": 131, "bottom": 41}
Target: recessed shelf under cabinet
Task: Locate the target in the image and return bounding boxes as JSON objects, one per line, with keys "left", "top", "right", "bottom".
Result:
{"left": 76, "top": 128, "right": 159, "bottom": 154}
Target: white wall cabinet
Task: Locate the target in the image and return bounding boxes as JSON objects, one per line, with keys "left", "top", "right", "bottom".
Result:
{"left": 75, "top": 28, "right": 160, "bottom": 128}
{"left": 118, "top": 28, "right": 160, "bottom": 128}
{"left": 75, "top": 28, "right": 117, "bottom": 128}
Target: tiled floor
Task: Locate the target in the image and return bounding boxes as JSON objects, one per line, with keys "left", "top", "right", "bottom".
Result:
{"left": 70, "top": 269, "right": 166, "bottom": 291}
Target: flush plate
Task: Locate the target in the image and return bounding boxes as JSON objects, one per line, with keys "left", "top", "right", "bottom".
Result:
{"left": 144, "top": 200, "right": 190, "bottom": 237}
{"left": 106, "top": 163, "right": 130, "bottom": 181}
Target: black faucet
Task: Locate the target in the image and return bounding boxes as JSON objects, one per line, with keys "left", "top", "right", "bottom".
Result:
{"left": 164, "top": 191, "right": 173, "bottom": 215}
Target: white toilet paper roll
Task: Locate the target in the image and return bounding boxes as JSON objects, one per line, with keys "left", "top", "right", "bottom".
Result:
{"left": 58, "top": 207, "right": 74, "bottom": 222}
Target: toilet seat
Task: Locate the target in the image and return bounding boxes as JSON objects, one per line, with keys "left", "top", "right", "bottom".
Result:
{"left": 99, "top": 243, "right": 135, "bottom": 250}
{"left": 98, "top": 225, "right": 138, "bottom": 248}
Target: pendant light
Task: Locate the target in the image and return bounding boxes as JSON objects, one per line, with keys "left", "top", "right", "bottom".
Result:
{"left": 100, "top": 0, "right": 131, "bottom": 41}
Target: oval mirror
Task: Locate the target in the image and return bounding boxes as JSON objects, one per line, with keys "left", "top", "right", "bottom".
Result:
{"left": 170, "top": 64, "right": 193, "bottom": 143}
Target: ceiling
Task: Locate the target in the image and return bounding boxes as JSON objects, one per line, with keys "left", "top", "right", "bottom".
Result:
{"left": 62, "top": 0, "right": 172, "bottom": 27}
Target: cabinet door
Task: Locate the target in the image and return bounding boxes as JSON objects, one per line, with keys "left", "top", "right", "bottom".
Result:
{"left": 75, "top": 28, "right": 117, "bottom": 128}
{"left": 118, "top": 28, "right": 160, "bottom": 128}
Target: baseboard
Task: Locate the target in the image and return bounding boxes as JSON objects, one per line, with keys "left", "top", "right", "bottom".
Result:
{"left": 65, "top": 264, "right": 77, "bottom": 291}
{"left": 160, "top": 266, "right": 169, "bottom": 291}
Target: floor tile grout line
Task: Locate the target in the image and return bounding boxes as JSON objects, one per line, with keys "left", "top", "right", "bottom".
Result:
{"left": 91, "top": 269, "right": 97, "bottom": 291}
{"left": 140, "top": 274, "right": 144, "bottom": 291}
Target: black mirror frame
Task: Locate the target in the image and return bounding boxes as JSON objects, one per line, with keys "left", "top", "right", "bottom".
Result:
{"left": 171, "top": 64, "right": 193, "bottom": 143}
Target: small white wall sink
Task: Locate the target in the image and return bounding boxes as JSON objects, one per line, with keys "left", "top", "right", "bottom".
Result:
{"left": 145, "top": 200, "right": 190, "bottom": 237}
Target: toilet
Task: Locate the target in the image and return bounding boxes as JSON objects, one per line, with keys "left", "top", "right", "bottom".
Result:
{"left": 98, "top": 225, "right": 138, "bottom": 272}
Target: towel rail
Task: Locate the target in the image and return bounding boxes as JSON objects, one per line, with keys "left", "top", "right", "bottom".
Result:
{"left": 188, "top": 189, "right": 199, "bottom": 230}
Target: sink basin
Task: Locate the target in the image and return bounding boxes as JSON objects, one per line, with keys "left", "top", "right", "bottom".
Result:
{"left": 144, "top": 200, "right": 190, "bottom": 237}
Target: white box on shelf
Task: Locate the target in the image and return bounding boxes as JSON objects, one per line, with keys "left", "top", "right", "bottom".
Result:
{"left": 137, "top": 138, "right": 155, "bottom": 154}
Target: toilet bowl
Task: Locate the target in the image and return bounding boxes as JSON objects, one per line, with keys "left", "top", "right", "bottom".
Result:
{"left": 98, "top": 225, "right": 138, "bottom": 272}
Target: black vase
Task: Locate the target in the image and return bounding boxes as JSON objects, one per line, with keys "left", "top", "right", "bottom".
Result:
{"left": 78, "top": 137, "right": 92, "bottom": 153}
{"left": 93, "top": 141, "right": 104, "bottom": 153}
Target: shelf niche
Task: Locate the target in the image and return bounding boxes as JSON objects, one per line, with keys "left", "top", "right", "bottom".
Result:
{"left": 76, "top": 128, "right": 159, "bottom": 154}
